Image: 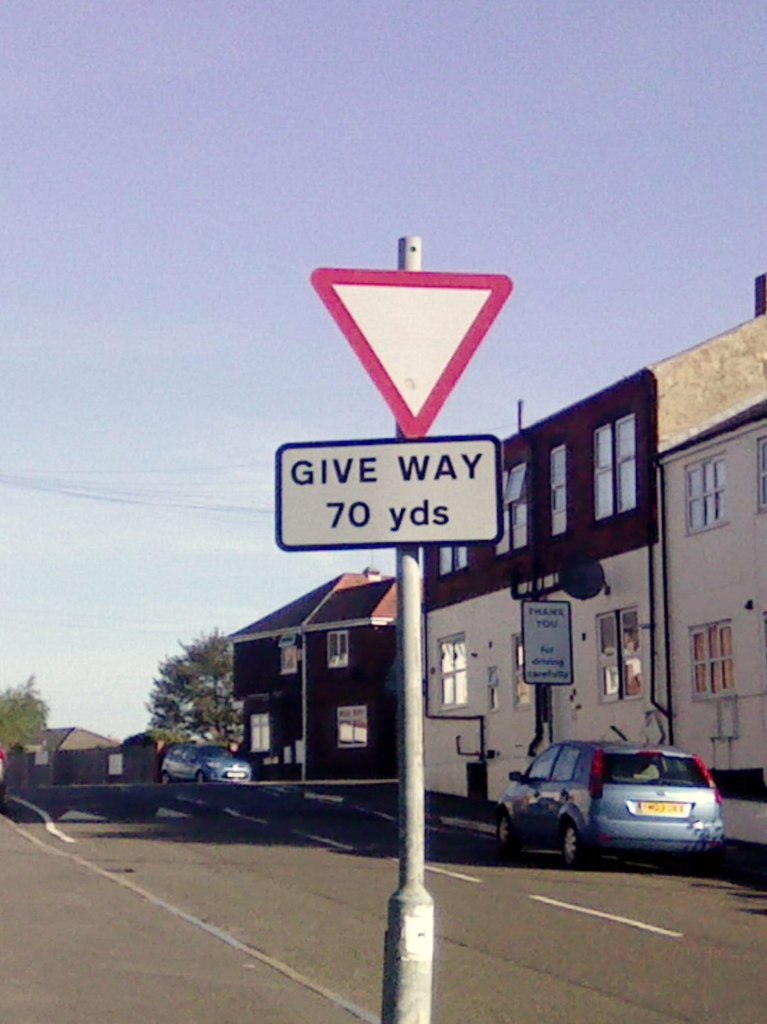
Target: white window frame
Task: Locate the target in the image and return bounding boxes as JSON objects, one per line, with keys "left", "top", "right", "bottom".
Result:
{"left": 691, "top": 621, "right": 734, "bottom": 696}
{"left": 327, "top": 629, "right": 349, "bottom": 669}
{"left": 280, "top": 644, "right": 298, "bottom": 674}
{"left": 597, "top": 607, "right": 642, "bottom": 702}
{"left": 439, "top": 635, "right": 468, "bottom": 707}
{"left": 337, "top": 705, "right": 368, "bottom": 747}
{"left": 498, "top": 463, "right": 528, "bottom": 552}
{"left": 550, "top": 444, "right": 567, "bottom": 535}
{"left": 512, "top": 632, "right": 531, "bottom": 708}
{"left": 250, "top": 712, "right": 271, "bottom": 754}
{"left": 487, "top": 665, "right": 500, "bottom": 712}
{"left": 758, "top": 438, "right": 767, "bottom": 509}
{"left": 687, "top": 455, "right": 726, "bottom": 532}
{"left": 594, "top": 414, "right": 637, "bottom": 520}
{"left": 439, "top": 545, "right": 468, "bottom": 575}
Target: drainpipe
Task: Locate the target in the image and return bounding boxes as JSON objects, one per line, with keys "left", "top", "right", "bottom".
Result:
{"left": 658, "top": 460, "right": 675, "bottom": 744}
{"left": 300, "top": 627, "right": 308, "bottom": 780}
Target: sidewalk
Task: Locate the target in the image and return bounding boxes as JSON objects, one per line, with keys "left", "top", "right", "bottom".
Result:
{"left": 0, "top": 816, "right": 372, "bottom": 1024}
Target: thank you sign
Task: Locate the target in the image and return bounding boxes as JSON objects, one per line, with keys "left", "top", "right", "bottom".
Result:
{"left": 522, "top": 600, "right": 574, "bottom": 685}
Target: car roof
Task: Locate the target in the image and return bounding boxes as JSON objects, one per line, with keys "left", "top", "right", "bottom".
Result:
{"left": 550, "top": 740, "right": 698, "bottom": 757}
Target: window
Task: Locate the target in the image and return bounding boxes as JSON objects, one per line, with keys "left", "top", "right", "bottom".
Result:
{"left": 512, "top": 633, "right": 531, "bottom": 707}
{"left": 594, "top": 414, "right": 637, "bottom": 519}
{"left": 279, "top": 633, "right": 299, "bottom": 674}
{"left": 759, "top": 439, "right": 767, "bottom": 509}
{"left": 500, "top": 463, "right": 528, "bottom": 551}
{"left": 337, "top": 705, "right": 368, "bottom": 747}
{"left": 550, "top": 445, "right": 567, "bottom": 535}
{"left": 488, "top": 666, "right": 500, "bottom": 712}
{"left": 687, "top": 456, "right": 726, "bottom": 531}
{"left": 327, "top": 630, "right": 349, "bottom": 668}
{"left": 439, "top": 635, "right": 467, "bottom": 706}
{"left": 691, "top": 621, "right": 734, "bottom": 696}
{"left": 250, "top": 713, "right": 271, "bottom": 754}
{"left": 551, "top": 745, "right": 581, "bottom": 783}
{"left": 439, "top": 545, "right": 468, "bottom": 575}
{"left": 597, "top": 607, "right": 642, "bottom": 701}
{"left": 527, "top": 745, "right": 560, "bottom": 782}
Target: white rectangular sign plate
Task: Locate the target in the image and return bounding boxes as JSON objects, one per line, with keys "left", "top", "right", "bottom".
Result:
{"left": 522, "top": 600, "right": 574, "bottom": 685}
{"left": 276, "top": 435, "right": 502, "bottom": 551}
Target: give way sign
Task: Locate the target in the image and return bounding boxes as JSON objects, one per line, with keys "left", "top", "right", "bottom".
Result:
{"left": 311, "top": 268, "right": 513, "bottom": 437}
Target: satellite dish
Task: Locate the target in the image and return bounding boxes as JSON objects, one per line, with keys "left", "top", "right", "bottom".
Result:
{"left": 559, "top": 556, "right": 606, "bottom": 600}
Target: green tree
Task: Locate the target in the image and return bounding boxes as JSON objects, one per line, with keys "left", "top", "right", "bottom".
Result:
{"left": 146, "top": 631, "right": 242, "bottom": 745}
{"left": 0, "top": 676, "right": 49, "bottom": 751}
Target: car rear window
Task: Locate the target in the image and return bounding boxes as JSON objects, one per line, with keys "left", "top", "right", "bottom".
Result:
{"left": 604, "top": 752, "right": 708, "bottom": 788}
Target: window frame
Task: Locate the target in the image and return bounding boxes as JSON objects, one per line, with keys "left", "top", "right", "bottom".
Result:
{"left": 594, "top": 414, "right": 637, "bottom": 520}
{"left": 438, "top": 634, "right": 468, "bottom": 708}
{"left": 686, "top": 455, "right": 727, "bottom": 532}
{"left": 249, "top": 712, "right": 271, "bottom": 754}
{"left": 758, "top": 438, "right": 767, "bottom": 510}
{"left": 596, "top": 606, "right": 643, "bottom": 702}
{"left": 327, "top": 629, "right": 349, "bottom": 669}
{"left": 690, "top": 621, "right": 734, "bottom": 697}
{"left": 550, "top": 444, "right": 567, "bottom": 536}
{"left": 512, "top": 632, "right": 531, "bottom": 708}
{"left": 438, "top": 545, "right": 469, "bottom": 575}
{"left": 280, "top": 644, "right": 298, "bottom": 675}
{"left": 337, "top": 704, "right": 368, "bottom": 748}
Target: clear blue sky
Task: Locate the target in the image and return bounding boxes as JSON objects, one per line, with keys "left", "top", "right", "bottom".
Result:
{"left": 3, "top": 1, "right": 767, "bottom": 738}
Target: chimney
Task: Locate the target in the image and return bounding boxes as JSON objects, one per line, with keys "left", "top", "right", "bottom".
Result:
{"left": 755, "top": 273, "right": 767, "bottom": 317}
{"left": 363, "top": 566, "right": 382, "bottom": 581}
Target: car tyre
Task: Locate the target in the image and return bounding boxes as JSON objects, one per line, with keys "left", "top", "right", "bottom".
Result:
{"left": 561, "top": 820, "right": 592, "bottom": 869}
{"left": 497, "top": 810, "right": 522, "bottom": 862}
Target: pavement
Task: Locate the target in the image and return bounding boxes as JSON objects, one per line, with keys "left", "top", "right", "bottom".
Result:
{"left": 0, "top": 812, "right": 376, "bottom": 1024}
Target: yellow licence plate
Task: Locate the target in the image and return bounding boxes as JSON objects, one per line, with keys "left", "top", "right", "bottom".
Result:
{"left": 636, "top": 801, "right": 690, "bottom": 817}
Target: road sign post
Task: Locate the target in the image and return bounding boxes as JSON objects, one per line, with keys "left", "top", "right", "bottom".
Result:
{"left": 308, "top": 236, "right": 513, "bottom": 1024}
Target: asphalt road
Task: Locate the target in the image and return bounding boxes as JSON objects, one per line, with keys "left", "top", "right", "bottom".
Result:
{"left": 5, "top": 781, "right": 767, "bottom": 1024}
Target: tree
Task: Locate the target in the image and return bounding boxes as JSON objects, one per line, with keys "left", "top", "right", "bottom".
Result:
{"left": 146, "top": 631, "right": 242, "bottom": 745}
{"left": 0, "top": 676, "right": 49, "bottom": 752}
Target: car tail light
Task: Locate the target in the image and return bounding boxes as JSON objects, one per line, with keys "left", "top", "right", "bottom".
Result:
{"left": 589, "top": 748, "right": 605, "bottom": 799}
{"left": 693, "top": 754, "right": 723, "bottom": 805}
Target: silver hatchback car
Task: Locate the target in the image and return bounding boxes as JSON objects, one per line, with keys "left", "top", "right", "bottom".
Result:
{"left": 496, "top": 741, "right": 725, "bottom": 870}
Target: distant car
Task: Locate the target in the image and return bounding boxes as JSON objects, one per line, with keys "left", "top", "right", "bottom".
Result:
{"left": 160, "top": 744, "right": 253, "bottom": 784}
{"left": 0, "top": 744, "right": 6, "bottom": 811}
{"left": 496, "top": 741, "right": 725, "bottom": 870}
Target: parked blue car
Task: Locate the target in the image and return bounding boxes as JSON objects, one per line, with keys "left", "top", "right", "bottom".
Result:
{"left": 496, "top": 741, "right": 725, "bottom": 870}
{"left": 160, "top": 744, "right": 253, "bottom": 784}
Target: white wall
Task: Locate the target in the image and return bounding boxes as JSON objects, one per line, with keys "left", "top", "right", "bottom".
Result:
{"left": 662, "top": 417, "right": 767, "bottom": 773}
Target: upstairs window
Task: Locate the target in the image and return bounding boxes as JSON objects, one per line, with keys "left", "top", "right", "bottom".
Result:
{"left": 439, "top": 635, "right": 467, "bottom": 707}
{"left": 594, "top": 414, "right": 637, "bottom": 519}
{"left": 687, "top": 456, "right": 726, "bottom": 531}
{"left": 758, "top": 439, "right": 767, "bottom": 509}
{"left": 438, "top": 545, "right": 468, "bottom": 575}
{"left": 327, "top": 630, "right": 349, "bottom": 668}
{"left": 550, "top": 445, "right": 567, "bottom": 535}
{"left": 279, "top": 634, "right": 299, "bottom": 675}
{"left": 497, "top": 463, "right": 528, "bottom": 552}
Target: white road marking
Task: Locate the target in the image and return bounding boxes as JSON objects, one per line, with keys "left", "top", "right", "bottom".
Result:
{"left": 293, "top": 830, "right": 355, "bottom": 852}
{"left": 3, "top": 814, "right": 379, "bottom": 1024}
{"left": 224, "top": 807, "right": 268, "bottom": 825}
{"left": 59, "top": 809, "right": 108, "bottom": 823}
{"left": 426, "top": 864, "right": 483, "bottom": 884}
{"left": 156, "top": 807, "right": 190, "bottom": 818}
{"left": 305, "top": 792, "right": 344, "bottom": 803}
{"left": 529, "top": 894, "right": 683, "bottom": 938}
{"left": 10, "top": 796, "right": 77, "bottom": 843}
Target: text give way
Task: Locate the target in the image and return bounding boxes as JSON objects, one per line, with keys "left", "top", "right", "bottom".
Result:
{"left": 276, "top": 435, "right": 502, "bottom": 550}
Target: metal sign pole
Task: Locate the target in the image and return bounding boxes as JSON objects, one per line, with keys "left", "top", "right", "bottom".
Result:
{"left": 381, "top": 236, "right": 434, "bottom": 1024}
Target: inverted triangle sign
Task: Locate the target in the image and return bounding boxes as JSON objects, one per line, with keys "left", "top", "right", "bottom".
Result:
{"left": 311, "top": 268, "right": 513, "bottom": 437}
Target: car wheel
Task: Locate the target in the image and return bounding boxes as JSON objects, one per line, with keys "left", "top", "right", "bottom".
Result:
{"left": 561, "top": 820, "right": 591, "bottom": 869}
{"left": 195, "top": 770, "right": 206, "bottom": 783}
{"left": 497, "top": 810, "right": 522, "bottom": 862}
{"left": 160, "top": 771, "right": 171, "bottom": 784}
